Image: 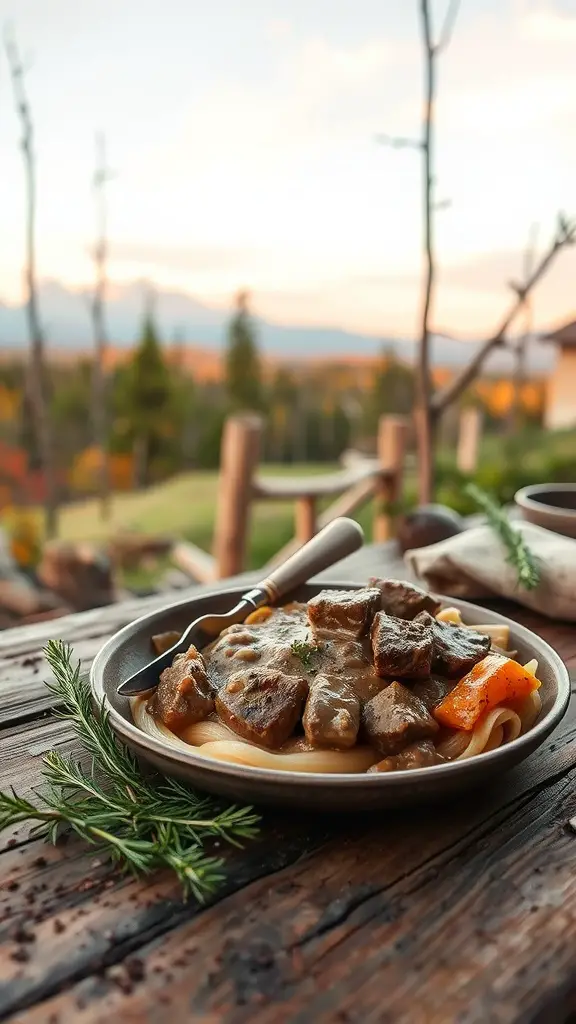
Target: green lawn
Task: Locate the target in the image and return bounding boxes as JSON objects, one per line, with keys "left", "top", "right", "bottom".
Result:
{"left": 58, "top": 464, "right": 375, "bottom": 574}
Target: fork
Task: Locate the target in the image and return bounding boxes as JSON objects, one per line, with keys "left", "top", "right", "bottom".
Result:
{"left": 116, "top": 516, "right": 364, "bottom": 696}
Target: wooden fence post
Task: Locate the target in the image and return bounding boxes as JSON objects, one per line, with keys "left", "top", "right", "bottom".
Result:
{"left": 213, "top": 414, "right": 262, "bottom": 578}
{"left": 457, "top": 407, "right": 483, "bottom": 474}
{"left": 294, "top": 496, "right": 316, "bottom": 545}
{"left": 373, "top": 415, "right": 409, "bottom": 543}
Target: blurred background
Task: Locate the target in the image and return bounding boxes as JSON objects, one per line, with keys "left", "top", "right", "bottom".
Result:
{"left": 0, "top": 0, "right": 575, "bottom": 624}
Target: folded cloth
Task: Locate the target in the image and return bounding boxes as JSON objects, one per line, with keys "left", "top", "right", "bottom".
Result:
{"left": 405, "top": 521, "right": 576, "bottom": 621}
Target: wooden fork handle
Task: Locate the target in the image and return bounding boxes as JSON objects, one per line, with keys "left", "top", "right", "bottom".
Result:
{"left": 258, "top": 517, "right": 364, "bottom": 603}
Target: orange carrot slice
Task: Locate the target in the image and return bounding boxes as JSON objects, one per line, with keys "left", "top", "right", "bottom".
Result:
{"left": 434, "top": 653, "right": 541, "bottom": 732}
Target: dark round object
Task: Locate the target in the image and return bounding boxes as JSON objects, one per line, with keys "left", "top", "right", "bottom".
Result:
{"left": 398, "top": 504, "right": 465, "bottom": 554}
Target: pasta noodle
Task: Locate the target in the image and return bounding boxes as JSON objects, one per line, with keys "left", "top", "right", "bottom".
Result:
{"left": 188, "top": 741, "right": 377, "bottom": 773}
{"left": 179, "top": 719, "right": 243, "bottom": 745}
{"left": 131, "top": 696, "right": 376, "bottom": 772}
{"left": 437, "top": 706, "right": 522, "bottom": 760}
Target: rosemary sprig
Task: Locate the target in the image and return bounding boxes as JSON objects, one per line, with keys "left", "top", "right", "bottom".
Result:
{"left": 465, "top": 483, "right": 541, "bottom": 591}
{"left": 0, "top": 640, "right": 259, "bottom": 900}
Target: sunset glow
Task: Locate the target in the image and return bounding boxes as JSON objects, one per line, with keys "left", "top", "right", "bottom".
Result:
{"left": 0, "top": 0, "right": 575, "bottom": 340}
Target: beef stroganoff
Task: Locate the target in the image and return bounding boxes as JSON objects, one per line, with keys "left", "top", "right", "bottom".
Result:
{"left": 131, "top": 580, "right": 542, "bottom": 774}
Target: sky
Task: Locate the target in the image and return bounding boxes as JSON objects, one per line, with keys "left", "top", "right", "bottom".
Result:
{"left": 0, "top": 0, "right": 575, "bottom": 340}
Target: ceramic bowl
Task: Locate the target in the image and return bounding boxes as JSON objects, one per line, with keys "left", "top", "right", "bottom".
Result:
{"left": 515, "top": 483, "right": 576, "bottom": 539}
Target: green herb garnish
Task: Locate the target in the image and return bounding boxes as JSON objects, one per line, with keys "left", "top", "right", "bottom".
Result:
{"left": 465, "top": 484, "right": 541, "bottom": 591}
{"left": 290, "top": 639, "right": 324, "bottom": 669}
{"left": 0, "top": 640, "right": 259, "bottom": 900}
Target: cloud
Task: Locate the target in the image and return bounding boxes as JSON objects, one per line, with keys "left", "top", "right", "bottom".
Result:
{"left": 111, "top": 241, "right": 266, "bottom": 274}
{"left": 518, "top": 1, "right": 576, "bottom": 40}
{"left": 266, "top": 18, "right": 292, "bottom": 41}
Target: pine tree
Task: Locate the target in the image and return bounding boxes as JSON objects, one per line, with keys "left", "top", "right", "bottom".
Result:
{"left": 121, "top": 307, "right": 173, "bottom": 486}
{"left": 225, "top": 291, "right": 263, "bottom": 411}
{"left": 365, "top": 345, "right": 415, "bottom": 434}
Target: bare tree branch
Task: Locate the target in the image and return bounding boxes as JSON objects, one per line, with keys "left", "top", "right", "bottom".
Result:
{"left": 432, "top": 215, "right": 576, "bottom": 413}
{"left": 435, "top": 0, "right": 461, "bottom": 54}
{"left": 5, "top": 27, "right": 59, "bottom": 536}
{"left": 376, "top": 133, "right": 423, "bottom": 151}
{"left": 91, "top": 132, "right": 114, "bottom": 521}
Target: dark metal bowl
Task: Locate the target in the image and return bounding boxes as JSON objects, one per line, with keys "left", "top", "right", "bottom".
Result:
{"left": 90, "top": 583, "right": 570, "bottom": 810}
{"left": 515, "top": 483, "right": 576, "bottom": 539}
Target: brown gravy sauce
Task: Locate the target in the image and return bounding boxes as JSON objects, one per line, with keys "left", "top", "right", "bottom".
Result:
{"left": 202, "top": 604, "right": 387, "bottom": 705}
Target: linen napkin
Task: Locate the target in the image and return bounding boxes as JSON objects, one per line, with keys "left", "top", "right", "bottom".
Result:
{"left": 405, "top": 521, "right": 576, "bottom": 621}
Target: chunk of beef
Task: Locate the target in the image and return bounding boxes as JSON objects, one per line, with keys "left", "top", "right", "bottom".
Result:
{"left": 151, "top": 630, "right": 182, "bottom": 656}
{"left": 307, "top": 587, "right": 381, "bottom": 638}
{"left": 415, "top": 611, "right": 491, "bottom": 677}
{"left": 150, "top": 645, "right": 214, "bottom": 730}
{"left": 370, "top": 578, "right": 441, "bottom": 620}
{"left": 302, "top": 676, "right": 360, "bottom": 749}
{"left": 411, "top": 675, "right": 457, "bottom": 711}
{"left": 368, "top": 739, "right": 445, "bottom": 772}
{"left": 215, "top": 669, "right": 308, "bottom": 749}
{"left": 361, "top": 681, "right": 438, "bottom": 756}
{"left": 370, "top": 612, "right": 434, "bottom": 680}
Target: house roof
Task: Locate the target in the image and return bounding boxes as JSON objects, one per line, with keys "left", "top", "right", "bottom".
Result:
{"left": 542, "top": 318, "right": 576, "bottom": 347}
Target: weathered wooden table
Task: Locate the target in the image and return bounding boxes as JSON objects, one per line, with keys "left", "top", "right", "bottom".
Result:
{"left": 2, "top": 545, "right": 576, "bottom": 1024}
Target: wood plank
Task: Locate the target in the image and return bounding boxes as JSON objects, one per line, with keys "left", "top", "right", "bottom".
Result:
{"left": 5, "top": 690, "right": 576, "bottom": 1023}
{"left": 253, "top": 462, "right": 380, "bottom": 500}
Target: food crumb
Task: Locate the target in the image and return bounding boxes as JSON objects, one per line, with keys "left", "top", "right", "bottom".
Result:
{"left": 32, "top": 856, "right": 47, "bottom": 868}
{"left": 53, "top": 919, "right": 66, "bottom": 934}
{"left": 125, "top": 956, "right": 146, "bottom": 982}
{"left": 11, "top": 923, "right": 36, "bottom": 944}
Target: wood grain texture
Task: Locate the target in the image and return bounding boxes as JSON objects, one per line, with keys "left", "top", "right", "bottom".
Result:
{"left": 1, "top": 546, "right": 576, "bottom": 1023}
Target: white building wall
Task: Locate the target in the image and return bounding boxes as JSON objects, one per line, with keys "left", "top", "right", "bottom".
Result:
{"left": 545, "top": 348, "right": 576, "bottom": 429}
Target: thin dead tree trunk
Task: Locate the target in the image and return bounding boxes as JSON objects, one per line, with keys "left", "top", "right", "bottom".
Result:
{"left": 415, "top": 0, "right": 460, "bottom": 504}
{"left": 379, "top": 4, "right": 575, "bottom": 502}
{"left": 379, "top": 1, "right": 460, "bottom": 504}
{"left": 5, "top": 30, "right": 59, "bottom": 537}
{"left": 91, "top": 132, "right": 113, "bottom": 520}
{"left": 510, "top": 224, "right": 538, "bottom": 433}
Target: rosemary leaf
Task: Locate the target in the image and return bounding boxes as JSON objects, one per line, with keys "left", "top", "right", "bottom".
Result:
{"left": 465, "top": 483, "right": 541, "bottom": 591}
{"left": 0, "top": 640, "right": 260, "bottom": 900}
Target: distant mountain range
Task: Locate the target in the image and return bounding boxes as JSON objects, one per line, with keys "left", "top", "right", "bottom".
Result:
{"left": 0, "top": 279, "right": 554, "bottom": 373}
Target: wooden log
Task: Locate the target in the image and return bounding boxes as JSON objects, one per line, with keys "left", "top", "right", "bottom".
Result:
{"left": 213, "top": 414, "right": 262, "bottom": 578}
{"left": 373, "top": 415, "right": 409, "bottom": 543}
{"left": 170, "top": 541, "right": 216, "bottom": 584}
{"left": 295, "top": 496, "right": 316, "bottom": 544}
{"left": 457, "top": 406, "right": 483, "bottom": 473}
